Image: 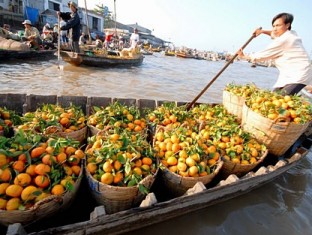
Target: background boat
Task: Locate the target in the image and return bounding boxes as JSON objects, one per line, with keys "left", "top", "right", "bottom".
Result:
{"left": 0, "top": 49, "right": 56, "bottom": 61}
{"left": 60, "top": 50, "right": 144, "bottom": 67}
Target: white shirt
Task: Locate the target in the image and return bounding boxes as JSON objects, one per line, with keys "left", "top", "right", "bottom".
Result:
{"left": 250, "top": 30, "right": 312, "bottom": 88}
{"left": 60, "top": 20, "right": 67, "bottom": 37}
{"left": 129, "top": 32, "right": 139, "bottom": 49}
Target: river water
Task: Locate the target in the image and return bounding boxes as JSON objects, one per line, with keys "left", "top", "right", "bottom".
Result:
{"left": 1, "top": 53, "right": 312, "bottom": 235}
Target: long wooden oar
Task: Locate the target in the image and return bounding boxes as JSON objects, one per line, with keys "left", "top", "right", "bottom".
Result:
{"left": 57, "top": 15, "right": 63, "bottom": 70}
{"left": 186, "top": 28, "right": 261, "bottom": 110}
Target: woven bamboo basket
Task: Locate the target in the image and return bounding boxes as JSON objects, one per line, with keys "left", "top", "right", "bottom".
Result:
{"left": 0, "top": 166, "right": 82, "bottom": 226}
{"left": 85, "top": 168, "right": 157, "bottom": 214}
{"left": 220, "top": 149, "right": 268, "bottom": 178}
{"left": 161, "top": 160, "right": 223, "bottom": 197}
{"left": 47, "top": 126, "right": 88, "bottom": 144}
{"left": 222, "top": 90, "right": 245, "bottom": 121}
{"left": 88, "top": 124, "right": 100, "bottom": 136}
{"left": 241, "top": 103, "right": 310, "bottom": 156}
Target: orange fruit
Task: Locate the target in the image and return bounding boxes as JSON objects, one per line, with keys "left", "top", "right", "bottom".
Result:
{"left": 0, "top": 154, "right": 7, "bottom": 167}
{"left": 103, "top": 161, "right": 113, "bottom": 173}
{"left": 21, "top": 185, "right": 39, "bottom": 201}
{"left": 0, "top": 168, "right": 12, "bottom": 182}
{"left": 185, "top": 157, "right": 196, "bottom": 167}
{"left": 45, "top": 146, "right": 55, "bottom": 154}
{"left": 61, "top": 176, "right": 75, "bottom": 188}
{"left": 113, "top": 160, "right": 122, "bottom": 171}
{"left": 75, "top": 149, "right": 85, "bottom": 159}
{"left": 142, "top": 157, "right": 152, "bottom": 166}
{"left": 65, "top": 146, "right": 76, "bottom": 156}
{"left": 26, "top": 164, "right": 37, "bottom": 177}
{"left": 71, "top": 165, "right": 81, "bottom": 176}
{"left": 63, "top": 165, "right": 73, "bottom": 176}
{"left": 6, "top": 184, "right": 23, "bottom": 198}
{"left": 0, "top": 198, "right": 7, "bottom": 209}
{"left": 101, "top": 172, "right": 114, "bottom": 185}
{"left": 0, "top": 183, "right": 10, "bottom": 195}
{"left": 188, "top": 165, "right": 199, "bottom": 177}
{"left": 167, "top": 156, "right": 178, "bottom": 166}
{"left": 34, "top": 163, "right": 51, "bottom": 175}
{"left": 113, "top": 171, "right": 124, "bottom": 184}
{"left": 68, "top": 155, "right": 80, "bottom": 166}
{"left": 177, "top": 162, "right": 187, "bottom": 172}
{"left": 6, "top": 197, "right": 21, "bottom": 211}
{"left": 56, "top": 152, "right": 67, "bottom": 163}
{"left": 133, "top": 167, "right": 142, "bottom": 176}
{"left": 87, "top": 162, "right": 97, "bottom": 174}
{"left": 18, "top": 153, "right": 27, "bottom": 162}
{"left": 31, "top": 146, "right": 46, "bottom": 158}
{"left": 42, "top": 154, "right": 56, "bottom": 166}
{"left": 51, "top": 184, "right": 65, "bottom": 195}
{"left": 12, "top": 160, "right": 25, "bottom": 173}
{"left": 34, "top": 175, "right": 50, "bottom": 188}
{"left": 60, "top": 117, "right": 70, "bottom": 126}
{"left": 13, "top": 173, "right": 32, "bottom": 187}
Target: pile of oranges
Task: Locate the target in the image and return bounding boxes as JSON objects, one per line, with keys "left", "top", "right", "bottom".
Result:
{"left": 87, "top": 101, "right": 147, "bottom": 134}
{"left": 86, "top": 102, "right": 157, "bottom": 190}
{"left": 0, "top": 131, "right": 84, "bottom": 211}
{"left": 16, "top": 104, "right": 86, "bottom": 134}
{"left": 246, "top": 89, "right": 312, "bottom": 123}
{"left": 0, "top": 107, "right": 22, "bottom": 136}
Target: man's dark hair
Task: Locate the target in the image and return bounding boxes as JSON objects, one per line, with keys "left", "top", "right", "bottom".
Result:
{"left": 272, "top": 13, "right": 294, "bottom": 30}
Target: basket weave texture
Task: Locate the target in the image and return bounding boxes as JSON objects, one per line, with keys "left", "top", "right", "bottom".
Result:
{"left": 222, "top": 90, "right": 245, "bottom": 121}
{"left": 85, "top": 168, "right": 156, "bottom": 214}
{"left": 241, "top": 103, "right": 310, "bottom": 156}
{"left": 161, "top": 160, "right": 223, "bottom": 197}
{"left": 220, "top": 149, "right": 268, "bottom": 178}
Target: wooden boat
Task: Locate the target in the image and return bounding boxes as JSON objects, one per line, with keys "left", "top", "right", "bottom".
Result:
{"left": 0, "top": 93, "right": 311, "bottom": 235}
{"left": 140, "top": 49, "right": 153, "bottom": 55}
{"left": 60, "top": 50, "right": 144, "bottom": 67}
{"left": 176, "top": 51, "right": 194, "bottom": 58}
{"left": 164, "top": 51, "right": 175, "bottom": 56}
{"left": 0, "top": 49, "right": 57, "bottom": 61}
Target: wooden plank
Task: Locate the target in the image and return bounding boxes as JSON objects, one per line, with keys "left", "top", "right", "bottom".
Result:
{"left": 25, "top": 94, "right": 57, "bottom": 113}
{"left": 0, "top": 93, "right": 26, "bottom": 115}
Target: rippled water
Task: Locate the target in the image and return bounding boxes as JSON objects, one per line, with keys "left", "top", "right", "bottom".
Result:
{"left": 1, "top": 54, "right": 311, "bottom": 235}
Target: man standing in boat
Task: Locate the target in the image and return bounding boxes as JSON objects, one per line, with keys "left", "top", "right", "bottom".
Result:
{"left": 238, "top": 13, "right": 312, "bottom": 95}
{"left": 57, "top": 1, "right": 81, "bottom": 53}
{"left": 120, "top": 28, "right": 140, "bottom": 57}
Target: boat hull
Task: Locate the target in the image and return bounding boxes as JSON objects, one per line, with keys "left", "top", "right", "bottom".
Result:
{"left": 0, "top": 49, "right": 57, "bottom": 61}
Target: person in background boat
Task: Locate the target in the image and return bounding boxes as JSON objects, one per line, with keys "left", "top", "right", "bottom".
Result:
{"left": 79, "top": 32, "right": 86, "bottom": 46}
{"left": 41, "top": 23, "right": 55, "bottom": 50}
{"left": 42, "top": 23, "right": 53, "bottom": 41}
{"left": 120, "top": 28, "right": 140, "bottom": 57}
{"left": 21, "top": 20, "right": 42, "bottom": 50}
{"left": 60, "top": 19, "right": 69, "bottom": 47}
{"left": 3, "top": 24, "right": 10, "bottom": 32}
{"left": 57, "top": 1, "right": 81, "bottom": 53}
{"left": 238, "top": 13, "right": 312, "bottom": 95}
{"left": 95, "top": 34, "right": 103, "bottom": 48}
{"left": 104, "top": 33, "right": 114, "bottom": 49}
